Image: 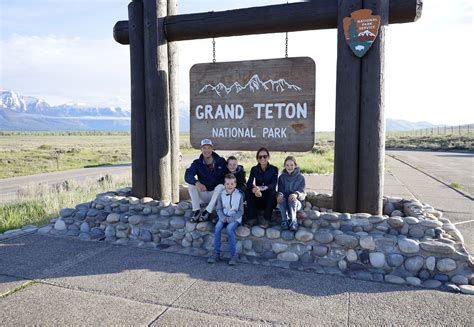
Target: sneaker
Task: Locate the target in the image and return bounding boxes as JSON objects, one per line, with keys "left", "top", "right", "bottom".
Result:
{"left": 243, "top": 218, "right": 256, "bottom": 228}
{"left": 190, "top": 210, "right": 201, "bottom": 222}
{"left": 228, "top": 255, "right": 238, "bottom": 265}
{"left": 290, "top": 222, "right": 298, "bottom": 231}
{"left": 207, "top": 254, "right": 220, "bottom": 264}
{"left": 199, "top": 210, "right": 211, "bottom": 222}
{"left": 258, "top": 217, "right": 269, "bottom": 228}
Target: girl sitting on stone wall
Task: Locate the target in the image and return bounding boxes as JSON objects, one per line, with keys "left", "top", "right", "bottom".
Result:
{"left": 277, "top": 156, "right": 306, "bottom": 231}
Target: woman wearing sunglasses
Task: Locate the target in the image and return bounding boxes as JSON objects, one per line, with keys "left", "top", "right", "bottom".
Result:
{"left": 244, "top": 147, "right": 278, "bottom": 228}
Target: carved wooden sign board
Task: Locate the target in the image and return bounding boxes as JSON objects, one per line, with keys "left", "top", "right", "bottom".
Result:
{"left": 190, "top": 57, "right": 315, "bottom": 151}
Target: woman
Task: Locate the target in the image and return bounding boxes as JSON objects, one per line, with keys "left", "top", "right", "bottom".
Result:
{"left": 277, "top": 156, "right": 306, "bottom": 231}
{"left": 245, "top": 147, "right": 278, "bottom": 228}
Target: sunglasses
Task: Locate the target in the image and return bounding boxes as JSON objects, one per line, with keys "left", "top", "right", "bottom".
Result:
{"left": 258, "top": 155, "right": 268, "bottom": 159}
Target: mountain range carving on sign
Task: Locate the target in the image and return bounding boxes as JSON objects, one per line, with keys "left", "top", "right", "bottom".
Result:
{"left": 199, "top": 74, "right": 302, "bottom": 97}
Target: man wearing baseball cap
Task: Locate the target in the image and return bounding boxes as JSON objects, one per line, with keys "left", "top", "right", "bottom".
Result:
{"left": 184, "top": 138, "right": 226, "bottom": 222}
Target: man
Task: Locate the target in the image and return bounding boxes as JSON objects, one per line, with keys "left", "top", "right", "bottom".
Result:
{"left": 185, "top": 138, "right": 226, "bottom": 222}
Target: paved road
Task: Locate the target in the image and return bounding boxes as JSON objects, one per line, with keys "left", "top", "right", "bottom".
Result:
{"left": 0, "top": 165, "right": 132, "bottom": 204}
{"left": 0, "top": 153, "right": 227, "bottom": 204}
{"left": 305, "top": 151, "right": 474, "bottom": 253}
{"left": 1, "top": 234, "right": 472, "bottom": 325}
{"left": 386, "top": 150, "right": 474, "bottom": 197}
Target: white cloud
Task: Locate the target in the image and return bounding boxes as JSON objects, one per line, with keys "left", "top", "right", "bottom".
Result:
{"left": 385, "top": 0, "right": 474, "bottom": 125}
{"left": 1, "top": 34, "right": 130, "bottom": 107}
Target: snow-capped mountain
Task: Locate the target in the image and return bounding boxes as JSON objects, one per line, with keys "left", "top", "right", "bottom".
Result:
{"left": 0, "top": 90, "right": 192, "bottom": 131}
{"left": 199, "top": 74, "right": 302, "bottom": 97}
{"left": 0, "top": 90, "right": 131, "bottom": 131}
{"left": 0, "top": 90, "right": 130, "bottom": 118}
{"left": 358, "top": 30, "right": 376, "bottom": 37}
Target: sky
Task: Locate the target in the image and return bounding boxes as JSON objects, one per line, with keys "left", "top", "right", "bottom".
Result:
{"left": 0, "top": 0, "right": 473, "bottom": 131}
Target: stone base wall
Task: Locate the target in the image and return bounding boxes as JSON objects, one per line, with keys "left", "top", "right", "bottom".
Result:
{"left": 9, "top": 188, "right": 473, "bottom": 293}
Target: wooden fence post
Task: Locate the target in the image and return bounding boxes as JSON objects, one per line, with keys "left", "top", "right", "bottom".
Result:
{"left": 128, "top": 0, "right": 147, "bottom": 198}
{"left": 333, "top": 0, "right": 362, "bottom": 214}
{"left": 168, "top": 0, "right": 180, "bottom": 203}
{"left": 357, "top": 0, "right": 389, "bottom": 214}
{"left": 143, "top": 0, "right": 172, "bottom": 200}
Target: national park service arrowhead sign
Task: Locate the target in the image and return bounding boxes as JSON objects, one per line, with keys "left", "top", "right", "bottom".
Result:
{"left": 343, "top": 9, "right": 381, "bottom": 58}
{"left": 190, "top": 57, "right": 315, "bottom": 151}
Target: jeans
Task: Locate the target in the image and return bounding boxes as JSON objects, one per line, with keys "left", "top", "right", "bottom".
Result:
{"left": 277, "top": 198, "right": 302, "bottom": 225}
{"left": 214, "top": 220, "right": 240, "bottom": 256}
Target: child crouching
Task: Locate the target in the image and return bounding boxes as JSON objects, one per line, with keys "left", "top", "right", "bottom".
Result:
{"left": 208, "top": 173, "right": 244, "bottom": 265}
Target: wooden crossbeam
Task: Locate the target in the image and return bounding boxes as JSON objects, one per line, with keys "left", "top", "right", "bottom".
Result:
{"left": 114, "top": 0, "right": 422, "bottom": 44}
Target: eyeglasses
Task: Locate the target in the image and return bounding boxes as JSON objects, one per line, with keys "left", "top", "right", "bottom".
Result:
{"left": 258, "top": 155, "right": 268, "bottom": 159}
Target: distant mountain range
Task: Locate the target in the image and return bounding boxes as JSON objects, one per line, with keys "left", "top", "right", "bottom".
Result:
{"left": 0, "top": 90, "right": 131, "bottom": 131}
{"left": 0, "top": 90, "right": 191, "bottom": 132}
{"left": 0, "top": 90, "right": 447, "bottom": 132}
{"left": 199, "top": 74, "right": 302, "bottom": 97}
{"left": 385, "top": 119, "right": 440, "bottom": 131}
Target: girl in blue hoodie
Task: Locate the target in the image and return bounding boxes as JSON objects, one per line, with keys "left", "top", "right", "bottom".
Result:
{"left": 277, "top": 156, "right": 306, "bottom": 231}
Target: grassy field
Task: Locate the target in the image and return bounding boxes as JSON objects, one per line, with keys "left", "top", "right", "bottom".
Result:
{"left": 0, "top": 131, "right": 131, "bottom": 179}
{"left": 1, "top": 131, "right": 472, "bottom": 180}
{"left": 385, "top": 135, "right": 474, "bottom": 151}
{"left": 0, "top": 131, "right": 335, "bottom": 179}
{"left": 0, "top": 174, "right": 130, "bottom": 234}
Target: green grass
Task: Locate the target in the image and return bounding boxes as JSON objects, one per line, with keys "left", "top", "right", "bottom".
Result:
{"left": 450, "top": 182, "right": 465, "bottom": 191}
{"left": 0, "top": 280, "right": 37, "bottom": 299}
{"left": 385, "top": 135, "right": 474, "bottom": 151}
{"left": 0, "top": 132, "right": 131, "bottom": 179}
{"left": 0, "top": 174, "right": 130, "bottom": 234}
{"left": 0, "top": 131, "right": 335, "bottom": 179}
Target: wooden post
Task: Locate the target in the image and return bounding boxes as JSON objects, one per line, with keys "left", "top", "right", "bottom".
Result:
{"left": 168, "top": 0, "right": 179, "bottom": 203}
{"left": 333, "top": 0, "right": 362, "bottom": 214}
{"left": 357, "top": 0, "right": 389, "bottom": 214}
{"left": 128, "top": 0, "right": 147, "bottom": 198}
{"left": 143, "top": 0, "right": 172, "bottom": 200}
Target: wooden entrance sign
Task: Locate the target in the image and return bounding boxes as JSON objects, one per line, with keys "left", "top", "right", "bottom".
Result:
{"left": 114, "top": 0, "right": 422, "bottom": 214}
{"left": 190, "top": 57, "right": 315, "bottom": 151}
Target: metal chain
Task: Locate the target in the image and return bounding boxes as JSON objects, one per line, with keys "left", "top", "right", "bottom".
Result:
{"left": 212, "top": 38, "right": 216, "bottom": 63}
{"left": 285, "top": 1, "right": 289, "bottom": 58}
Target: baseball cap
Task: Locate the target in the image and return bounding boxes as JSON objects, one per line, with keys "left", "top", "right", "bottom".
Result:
{"left": 200, "top": 138, "right": 213, "bottom": 147}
